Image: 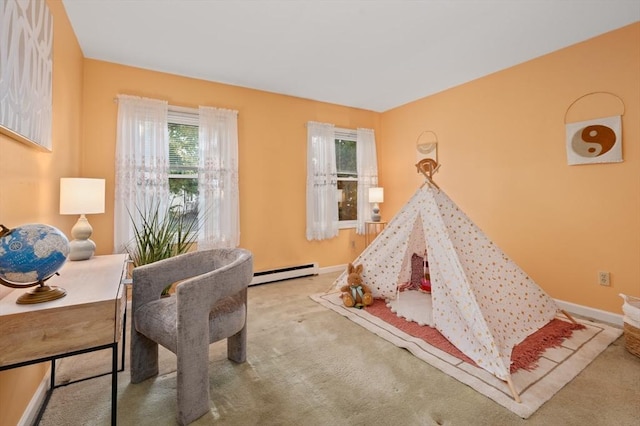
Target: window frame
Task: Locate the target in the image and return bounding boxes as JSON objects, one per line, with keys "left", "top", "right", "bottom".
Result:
{"left": 335, "top": 128, "right": 358, "bottom": 229}
{"left": 168, "top": 106, "right": 199, "bottom": 181}
{"left": 167, "top": 106, "right": 200, "bottom": 232}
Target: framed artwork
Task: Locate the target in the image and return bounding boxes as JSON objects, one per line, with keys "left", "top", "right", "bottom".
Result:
{"left": 565, "top": 115, "right": 622, "bottom": 165}
{"left": 0, "top": 0, "right": 53, "bottom": 151}
{"left": 564, "top": 92, "right": 624, "bottom": 166}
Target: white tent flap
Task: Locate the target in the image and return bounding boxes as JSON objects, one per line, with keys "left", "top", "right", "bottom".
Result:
{"left": 334, "top": 185, "right": 559, "bottom": 380}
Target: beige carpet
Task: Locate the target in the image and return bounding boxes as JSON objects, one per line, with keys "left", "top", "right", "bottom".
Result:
{"left": 38, "top": 272, "right": 640, "bottom": 425}
{"left": 311, "top": 291, "right": 623, "bottom": 418}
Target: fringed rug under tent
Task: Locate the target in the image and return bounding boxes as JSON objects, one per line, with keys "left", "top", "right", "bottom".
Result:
{"left": 311, "top": 291, "right": 622, "bottom": 419}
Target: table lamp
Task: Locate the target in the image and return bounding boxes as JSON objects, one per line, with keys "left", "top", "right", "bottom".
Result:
{"left": 60, "top": 178, "right": 105, "bottom": 261}
{"left": 369, "top": 187, "right": 384, "bottom": 222}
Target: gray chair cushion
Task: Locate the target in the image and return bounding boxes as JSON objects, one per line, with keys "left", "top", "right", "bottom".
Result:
{"left": 134, "top": 293, "right": 246, "bottom": 354}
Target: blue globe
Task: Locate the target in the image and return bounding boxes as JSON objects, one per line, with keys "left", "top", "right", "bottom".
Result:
{"left": 0, "top": 223, "right": 70, "bottom": 286}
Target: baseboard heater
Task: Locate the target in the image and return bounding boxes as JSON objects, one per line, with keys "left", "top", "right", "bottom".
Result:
{"left": 250, "top": 263, "right": 319, "bottom": 286}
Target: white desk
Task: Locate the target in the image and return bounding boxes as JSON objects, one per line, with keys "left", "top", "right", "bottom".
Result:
{"left": 0, "top": 254, "right": 128, "bottom": 425}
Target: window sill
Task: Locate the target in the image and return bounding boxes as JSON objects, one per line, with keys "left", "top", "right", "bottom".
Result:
{"left": 338, "top": 220, "right": 357, "bottom": 230}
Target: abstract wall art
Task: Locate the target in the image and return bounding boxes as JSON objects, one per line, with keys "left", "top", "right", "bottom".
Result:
{"left": 0, "top": 0, "right": 53, "bottom": 151}
{"left": 564, "top": 92, "right": 624, "bottom": 166}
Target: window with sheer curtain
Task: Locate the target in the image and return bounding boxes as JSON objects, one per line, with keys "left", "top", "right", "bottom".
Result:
{"left": 197, "top": 106, "right": 240, "bottom": 249}
{"left": 114, "top": 96, "right": 239, "bottom": 253}
{"left": 114, "top": 95, "right": 170, "bottom": 254}
{"left": 306, "top": 122, "right": 378, "bottom": 240}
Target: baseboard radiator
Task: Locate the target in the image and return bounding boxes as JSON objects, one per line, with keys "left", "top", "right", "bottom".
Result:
{"left": 250, "top": 263, "right": 319, "bottom": 286}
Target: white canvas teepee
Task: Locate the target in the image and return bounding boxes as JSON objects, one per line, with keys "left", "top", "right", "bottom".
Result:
{"left": 333, "top": 172, "right": 562, "bottom": 389}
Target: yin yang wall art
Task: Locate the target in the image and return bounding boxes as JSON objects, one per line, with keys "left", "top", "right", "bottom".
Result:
{"left": 565, "top": 114, "right": 622, "bottom": 165}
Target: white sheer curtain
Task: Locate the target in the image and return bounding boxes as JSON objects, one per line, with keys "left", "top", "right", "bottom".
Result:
{"left": 306, "top": 121, "right": 339, "bottom": 240}
{"left": 198, "top": 106, "right": 240, "bottom": 249}
{"left": 114, "top": 95, "right": 169, "bottom": 254}
{"left": 356, "top": 128, "right": 378, "bottom": 234}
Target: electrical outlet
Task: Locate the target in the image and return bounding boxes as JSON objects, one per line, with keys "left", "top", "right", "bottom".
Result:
{"left": 598, "top": 271, "right": 610, "bottom": 286}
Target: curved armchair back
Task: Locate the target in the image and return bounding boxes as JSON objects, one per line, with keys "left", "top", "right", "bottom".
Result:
{"left": 176, "top": 248, "right": 253, "bottom": 312}
{"left": 131, "top": 248, "right": 252, "bottom": 312}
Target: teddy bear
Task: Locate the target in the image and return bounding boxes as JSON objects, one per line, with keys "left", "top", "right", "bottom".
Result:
{"left": 340, "top": 263, "right": 373, "bottom": 308}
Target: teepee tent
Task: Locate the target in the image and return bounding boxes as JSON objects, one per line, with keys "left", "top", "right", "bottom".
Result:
{"left": 334, "top": 161, "right": 569, "bottom": 399}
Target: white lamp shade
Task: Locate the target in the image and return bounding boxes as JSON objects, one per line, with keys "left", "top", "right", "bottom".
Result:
{"left": 60, "top": 178, "right": 106, "bottom": 214}
{"left": 369, "top": 187, "right": 384, "bottom": 203}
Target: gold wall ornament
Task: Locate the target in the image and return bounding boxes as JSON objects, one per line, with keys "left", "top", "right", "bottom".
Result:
{"left": 416, "top": 130, "right": 439, "bottom": 163}
{"left": 416, "top": 158, "right": 440, "bottom": 189}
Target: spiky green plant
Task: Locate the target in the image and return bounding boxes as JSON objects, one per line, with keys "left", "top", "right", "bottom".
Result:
{"left": 127, "top": 199, "right": 201, "bottom": 295}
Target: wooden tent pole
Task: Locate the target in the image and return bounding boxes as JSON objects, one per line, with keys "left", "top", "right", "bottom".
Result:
{"left": 506, "top": 376, "right": 522, "bottom": 403}
{"left": 416, "top": 159, "right": 441, "bottom": 189}
{"left": 560, "top": 309, "right": 578, "bottom": 324}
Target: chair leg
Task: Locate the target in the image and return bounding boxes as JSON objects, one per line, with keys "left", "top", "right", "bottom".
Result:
{"left": 227, "top": 324, "right": 247, "bottom": 363}
{"left": 176, "top": 340, "right": 210, "bottom": 425}
{"left": 130, "top": 328, "right": 159, "bottom": 384}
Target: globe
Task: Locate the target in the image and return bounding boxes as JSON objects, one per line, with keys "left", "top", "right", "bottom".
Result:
{"left": 0, "top": 223, "right": 70, "bottom": 303}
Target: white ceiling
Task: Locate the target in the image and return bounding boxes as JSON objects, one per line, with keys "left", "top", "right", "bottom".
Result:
{"left": 61, "top": 0, "right": 639, "bottom": 112}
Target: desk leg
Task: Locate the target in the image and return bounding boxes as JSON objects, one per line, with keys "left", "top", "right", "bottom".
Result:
{"left": 111, "top": 343, "right": 118, "bottom": 426}
{"left": 50, "top": 358, "right": 56, "bottom": 389}
{"left": 33, "top": 360, "right": 57, "bottom": 424}
{"left": 119, "top": 308, "right": 127, "bottom": 372}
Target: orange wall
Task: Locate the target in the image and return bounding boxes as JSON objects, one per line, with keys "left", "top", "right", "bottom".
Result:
{"left": 0, "top": 1, "right": 84, "bottom": 425}
{"left": 1, "top": 1, "right": 637, "bottom": 421}
{"left": 379, "top": 23, "right": 640, "bottom": 314}
{"left": 81, "top": 61, "right": 380, "bottom": 272}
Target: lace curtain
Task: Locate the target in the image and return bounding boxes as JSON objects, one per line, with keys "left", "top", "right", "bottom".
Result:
{"left": 198, "top": 106, "right": 240, "bottom": 249}
{"left": 356, "top": 128, "right": 379, "bottom": 234}
{"left": 306, "top": 121, "right": 339, "bottom": 240}
{"left": 114, "top": 95, "right": 169, "bottom": 253}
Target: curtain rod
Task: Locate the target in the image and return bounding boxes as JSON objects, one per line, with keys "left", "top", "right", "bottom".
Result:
{"left": 304, "top": 122, "right": 372, "bottom": 133}
{"left": 113, "top": 97, "right": 238, "bottom": 115}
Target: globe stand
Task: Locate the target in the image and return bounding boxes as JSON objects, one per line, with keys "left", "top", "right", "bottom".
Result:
{"left": 0, "top": 223, "right": 71, "bottom": 305}
{"left": 16, "top": 281, "right": 67, "bottom": 305}
{"left": 0, "top": 273, "right": 67, "bottom": 305}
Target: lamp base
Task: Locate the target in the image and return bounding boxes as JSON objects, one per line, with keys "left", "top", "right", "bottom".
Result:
{"left": 371, "top": 205, "right": 381, "bottom": 222}
{"left": 17, "top": 284, "right": 66, "bottom": 304}
{"left": 68, "top": 238, "right": 96, "bottom": 261}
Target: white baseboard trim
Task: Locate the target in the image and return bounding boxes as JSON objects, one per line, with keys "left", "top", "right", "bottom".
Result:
{"left": 18, "top": 365, "right": 50, "bottom": 426}
{"left": 318, "top": 264, "right": 346, "bottom": 275}
{"left": 554, "top": 298, "right": 622, "bottom": 327}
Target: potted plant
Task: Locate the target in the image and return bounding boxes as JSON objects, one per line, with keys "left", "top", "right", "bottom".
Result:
{"left": 127, "top": 199, "right": 200, "bottom": 295}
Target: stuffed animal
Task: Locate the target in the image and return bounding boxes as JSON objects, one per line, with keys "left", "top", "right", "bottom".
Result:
{"left": 340, "top": 263, "right": 373, "bottom": 308}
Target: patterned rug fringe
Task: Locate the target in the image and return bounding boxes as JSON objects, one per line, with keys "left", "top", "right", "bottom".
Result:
{"left": 365, "top": 299, "right": 585, "bottom": 373}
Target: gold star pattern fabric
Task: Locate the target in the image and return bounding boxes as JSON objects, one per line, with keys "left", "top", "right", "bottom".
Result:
{"left": 333, "top": 186, "right": 558, "bottom": 380}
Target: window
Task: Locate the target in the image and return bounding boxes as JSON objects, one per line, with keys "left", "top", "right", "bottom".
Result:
{"left": 168, "top": 108, "right": 199, "bottom": 225}
{"left": 115, "top": 96, "right": 239, "bottom": 252}
{"left": 306, "top": 122, "right": 377, "bottom": 238}
{"left": 335, "top": 128, "right": 357, "bottom": 228}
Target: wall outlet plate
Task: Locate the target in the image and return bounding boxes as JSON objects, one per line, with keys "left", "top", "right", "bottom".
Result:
{"left": 598, "top": 271, "right": 610, "bottom": 286}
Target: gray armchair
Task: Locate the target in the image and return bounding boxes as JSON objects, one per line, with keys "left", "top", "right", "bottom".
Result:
{"left": 130, "top": 248, "right": 253, "bottom": 425}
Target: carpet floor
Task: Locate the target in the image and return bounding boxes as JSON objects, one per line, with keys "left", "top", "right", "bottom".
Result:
{"left": 311, "top": 291, "right": 623, "bottom": 418}
{"left": 39, "top": 272, "right": 640, "bottom": 426}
